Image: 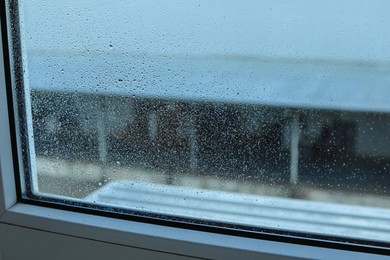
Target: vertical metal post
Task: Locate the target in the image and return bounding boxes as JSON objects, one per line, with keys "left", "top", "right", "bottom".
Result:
{"left": 97, "top": 97, "right": 107, "bottom": 173}
{"left": 189, "top": 117, "right": 198, "bottom": 173}
{"left": 290, "top": 114, "right": 300, "bottom": 185}
{"left": 148, "top": 110, "right": 158, "bottom": 142}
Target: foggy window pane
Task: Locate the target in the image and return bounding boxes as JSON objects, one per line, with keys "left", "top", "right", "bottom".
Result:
{"left": 13, "top": 0, "right": 390, "bottom": 244}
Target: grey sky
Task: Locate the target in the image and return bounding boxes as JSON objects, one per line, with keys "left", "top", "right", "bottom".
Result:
{"left": 21, "top": 0, "right": 390, "bottom": 63}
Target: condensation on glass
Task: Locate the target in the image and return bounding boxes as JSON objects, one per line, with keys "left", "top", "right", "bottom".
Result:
{"left": 11, "top": 0, "right": 390, "bottom": 243}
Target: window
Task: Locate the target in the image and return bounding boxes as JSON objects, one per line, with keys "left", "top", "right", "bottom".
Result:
{"left": 1, "top": 0, "right": 390, "bottom": 258}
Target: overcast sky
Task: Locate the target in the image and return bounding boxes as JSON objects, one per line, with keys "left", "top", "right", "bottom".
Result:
{"left": 19, "top": 0, "right": 390, "bottom": 63}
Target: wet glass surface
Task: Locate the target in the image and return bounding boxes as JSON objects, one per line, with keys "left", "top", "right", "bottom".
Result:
{"left": 13, "top": 0, "right": 390, "bottom": 242}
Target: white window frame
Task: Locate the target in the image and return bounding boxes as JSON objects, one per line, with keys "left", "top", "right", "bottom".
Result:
{"left": 0, "top": 6, "right": 389, "bottom": 260}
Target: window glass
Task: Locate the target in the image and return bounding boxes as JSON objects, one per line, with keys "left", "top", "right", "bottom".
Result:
{"left": 12, "top": 0, "right": 390, "bottom": 244}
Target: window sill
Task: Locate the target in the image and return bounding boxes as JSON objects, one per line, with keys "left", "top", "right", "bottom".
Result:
{"left": 0, "top": 202, "right": 387, "bottom": 259}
